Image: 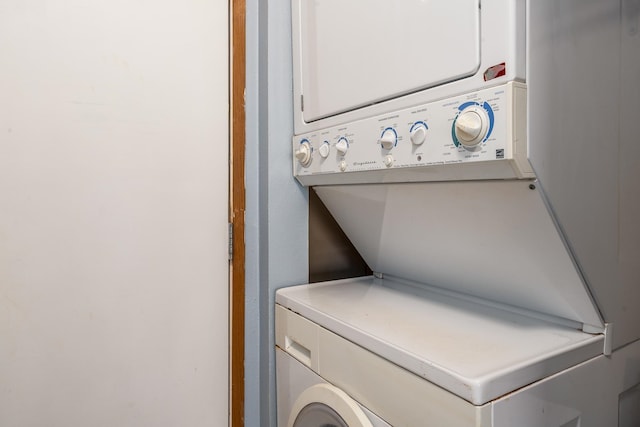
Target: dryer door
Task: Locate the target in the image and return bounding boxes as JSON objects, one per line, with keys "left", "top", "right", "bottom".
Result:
{"left": 294, "top": 0, "right": 481, "bottom": 122}
{"left": 288, "top": 384, "right": 374, "bottom": 427}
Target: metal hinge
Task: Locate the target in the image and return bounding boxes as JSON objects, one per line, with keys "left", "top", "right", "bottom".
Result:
{"left": 604, "top": 323, "right": 614, "bottom": 356}
{"left": 301, "top": 95, "right": 304, "bottom": 112}
{"left": 228, "top": 222, "right": 233, "bottom": 261}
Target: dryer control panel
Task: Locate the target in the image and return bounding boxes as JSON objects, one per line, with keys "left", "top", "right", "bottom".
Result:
{"left": 293, "top": 82, "right": 533, "bottom": 186}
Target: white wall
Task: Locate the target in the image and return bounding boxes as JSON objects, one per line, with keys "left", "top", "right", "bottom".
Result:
{"left": 0, "top": 1, "right": 229, "bottom": 426}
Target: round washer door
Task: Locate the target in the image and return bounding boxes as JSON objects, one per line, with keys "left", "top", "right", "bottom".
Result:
{"left": 288, "top": 383, "right": 374, "bottom": 427}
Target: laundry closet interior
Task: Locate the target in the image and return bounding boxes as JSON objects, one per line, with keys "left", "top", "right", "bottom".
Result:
{"left": 270, "top": 1, "right": 640, "bottom": 426}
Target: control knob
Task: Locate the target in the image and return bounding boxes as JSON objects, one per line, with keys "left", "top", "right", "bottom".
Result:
{"left": 410, "top": 122, "right": 427, "bottom": 145}
{"left": 379, "top": 128, "right": 397, "bottom": 150}
{"left": 294, "top": 140, "right": 312, "bottom": 167}
{"left": 318, "top": 141, "right": 331, "bottom": 158}
{"left": 336, "top": 137, "right": 349, "bottom": 156}
{"left": 454, "top": 106, "right": 489, "bottom": 148}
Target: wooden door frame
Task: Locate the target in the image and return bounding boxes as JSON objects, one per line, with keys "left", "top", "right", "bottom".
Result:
{"left": 230, "top": 0, "right": 246, "bottom": 425}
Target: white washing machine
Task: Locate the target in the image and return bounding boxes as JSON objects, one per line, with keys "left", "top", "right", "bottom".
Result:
{"left": 276, "top": 277, "right": 640, "bottom": 427}
{"left": 278, "top": 0, "right": 640, "bottom": 425}
{"left": 276, "top": 278, "right": 640, "bottom": 426}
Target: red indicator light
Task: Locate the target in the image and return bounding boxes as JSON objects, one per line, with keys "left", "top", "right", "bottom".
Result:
{"left": 484, "top": 62, "right": 507, "bottom": 81}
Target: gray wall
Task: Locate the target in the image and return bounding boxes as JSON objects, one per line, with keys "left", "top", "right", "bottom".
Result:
{"left": 245, "top": 0, "right": 309, "bottom": 425}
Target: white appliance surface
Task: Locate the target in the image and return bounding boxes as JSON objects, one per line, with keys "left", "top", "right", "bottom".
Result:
{"left": 294, "top": 82, "right": 533, "bottom": 185}
{"left": 276, "top": 348, "right": 391, "bottom": 427}
{"left": 292, "top": 0, "right": 525, "bottom": 133}
{"left": 276, "top": 305, "right": 493, "bottom": 426}
{"left": 297, "top": 0, "right": 480, "bottom": 122}
{"left": 492, "top": 338, "right": 640, "bottom": 427}
{"left": 276, "top": 276, "right": 603, "bottom": 406}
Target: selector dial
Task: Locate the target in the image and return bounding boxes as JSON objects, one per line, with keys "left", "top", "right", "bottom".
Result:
{"left": 335, "top": 137, "right": 349, "bottom": 156}
{"left": 318, "top": 141, "right": 331, "bottom": 158}
{"left": 410, "top": 122, "right": 427, "bottom": 145}
{"left": 454, "top": 106, "right": 490, "bottom": 148}
{"left": 294, "top": 140, "right": 312, "bottom": 167}
{"left": 379, "top": 128, "right": 397, "bottom": 150}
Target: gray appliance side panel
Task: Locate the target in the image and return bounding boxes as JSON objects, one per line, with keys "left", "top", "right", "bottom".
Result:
{"left": 619, "top": 0, "right": 640, "bottom": 352}
{"left": 315, "top": 181, "right": 603, "bottom": 329}
{"left": 527, "top": 0, "right": 640, "bottom": 349}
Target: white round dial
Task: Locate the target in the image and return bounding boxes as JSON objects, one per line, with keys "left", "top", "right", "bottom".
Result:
{"left": 335, "top": 138, "right": 349, "bottom": 155}
{"left": 454, "top": 106, "right": 489, "bottom": 148}
{"left": 410, "top": 123, "right": 427, "bottom": 145}
{"left": 294, "top": 141, "right": 312, "bottom": 166}
{"left": 379, "top": 128, "right": 397, "bottom": 150}
{"left": 318, "top": 141, "right": 330, "bottom": 158}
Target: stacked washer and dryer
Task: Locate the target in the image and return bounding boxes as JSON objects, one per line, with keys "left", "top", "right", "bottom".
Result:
{"left": 276, "top": 1, "right": 640, "bottom": 426}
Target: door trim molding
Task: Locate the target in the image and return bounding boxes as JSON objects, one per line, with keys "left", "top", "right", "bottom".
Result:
{"left": 230, "top": 0, "right": 246, "bottom": 425}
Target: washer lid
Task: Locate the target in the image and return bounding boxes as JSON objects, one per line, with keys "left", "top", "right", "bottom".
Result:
{"left": 295, "top": 0, "right": 481, "bottom": 122}
{"left": 288, "top": 384, "right": 373, "bottom": 427}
